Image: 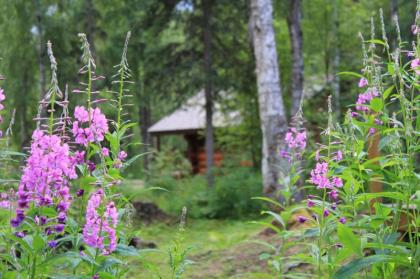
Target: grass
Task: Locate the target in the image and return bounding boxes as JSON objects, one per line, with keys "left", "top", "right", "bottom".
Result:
{"left": 121, "top": 179, "right": 276, "bottom": 278}
{"left": 127, "top": 218, "right": 275, "bottom": 278}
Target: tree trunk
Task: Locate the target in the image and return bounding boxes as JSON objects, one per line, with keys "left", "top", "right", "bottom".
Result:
{"left": 391, "top": 0, "right": 398, "bottom": 49}
{"left": 250, "top": 0, "right": 288, "bottom": 195}
{"left": 35, "top": 0, "right": 46, "bottom": 118}
{"left": 203, "top": 0, "right": 214, "bottom": 187}
{"left": 85, "top": 0, "right": 96, "bottom": 56}
{"left": 287, "top": 0, "right": 304, "bottom": 117}
{"left": 135, "top": 61, "right": 152, "bottom": 174}
{"left": 331, "top": 0, "right": 340, "bottom": 114}
{"left": 139, "top": 88, "right": 151, "bottom": 171}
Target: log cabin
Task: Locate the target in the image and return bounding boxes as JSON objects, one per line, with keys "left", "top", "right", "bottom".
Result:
{"left": 148, "top": 90, "right": 240, "bottom": 174}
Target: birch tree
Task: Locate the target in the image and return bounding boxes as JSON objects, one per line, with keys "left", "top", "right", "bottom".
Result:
{"left": 250, "top": 0, "right": 287, "bottom": 194}
{"left": 203, "top": 0, "right": 215, "bottom": 187}
{"left": 287, "top": 0, "right": 304, "bottom": 117}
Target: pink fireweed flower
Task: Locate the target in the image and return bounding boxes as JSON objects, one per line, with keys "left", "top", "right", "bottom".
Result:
{"left": 0, "top": 87, "right": 5, "bottom": 135}
{"left": 279, "top": 149, "right": 290, "bottom": 159}
{"left": 72, "top": 106, "right": 109, "bottom": 146}
{"left": 368, "top": 128, "right": 376, "bottom": 135}
{"left": 329, "top": 190, "right": 339, "bottom": 201}
{"left": 0, "top": 192, "right": 10, "bottom": 208}
{"left": 83, "top": 190, "right": 118, "bottom": 255}
{"left": 412, "top": 25, "right": 419, "bottom": 35}
{"left": 334, "top": 150, "right": 343, "bottom": 162}
{"left": 102, "top": 147, "right": 109, "bottom": 157}
{"left": 355, "top": 88, "right": 379, "bottom": 112}
{"left": 332, "top": 177, "right": 343, "bottom": 188}
{"left": 411, "top": 58, "right": 420, "bottom": 75}
{"left": 15, "top": 130, "right": 77, "bottom": 228}
{"left": 285, "top": 128, "right": 306, "bottom": 150}
{"left": 374, "top": 118, "right": 383, "bottom": 125}
{"left": 73, "top": 150, "right": 85, "bottom": 164}
{"left": 310, "top": 162, "right": 331, "bottom": 189}
{"left": 358, "top": 77, "right": 368, "bottom": 88}
{"left": 118, "top": 150, "right": 127, "bottom": 161}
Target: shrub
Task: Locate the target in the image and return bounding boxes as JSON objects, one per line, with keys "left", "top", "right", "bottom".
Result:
{"left": 209, "top": 167, "right": 263, "bottom": 218}
{"left": 144, "top": 167, "right": 263, "bottom": 219}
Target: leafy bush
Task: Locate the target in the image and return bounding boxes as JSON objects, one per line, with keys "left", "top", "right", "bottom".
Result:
{"left": 209, "top": 168, "right": 263, "bottom": 218}
{"left": 145, "top": 167, "right": 263, "bottom": 219}
{"left": 148, "top": 147, "right": 192, "bottom": 182}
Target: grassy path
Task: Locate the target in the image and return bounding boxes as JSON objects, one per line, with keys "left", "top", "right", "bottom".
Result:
{"left": 127, "top": 218, "right": 275, "bottom": 278}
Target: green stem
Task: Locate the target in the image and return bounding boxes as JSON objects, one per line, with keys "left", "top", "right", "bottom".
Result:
{"left": 30, "top": 254, "right": 37, "bottom": 279}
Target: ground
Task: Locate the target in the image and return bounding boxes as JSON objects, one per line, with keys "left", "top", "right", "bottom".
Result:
{"left": 128, "top": 219, "right": 277, "bottom": 278}
{"left": 122, "top": 180, "right": 278, "bottom": 278}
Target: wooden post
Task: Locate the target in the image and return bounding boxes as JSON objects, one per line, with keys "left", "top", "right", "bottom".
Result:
{"left": 156, "top": 135, "right": 161, "bottom": 152}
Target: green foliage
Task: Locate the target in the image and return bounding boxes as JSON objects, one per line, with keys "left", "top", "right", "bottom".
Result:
{"left": 209, "top": 168, "right": 263, "bottom": 219}
{"left": 148, "top": 147, "right": 192, "bottom": 183}
{"left": 144, "top": 167, "right": 263, "bottom": 219}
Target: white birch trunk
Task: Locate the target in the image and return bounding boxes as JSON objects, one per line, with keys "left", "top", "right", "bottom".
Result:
{"left": 250, "top": 0, "right": 287, "bottom": 194}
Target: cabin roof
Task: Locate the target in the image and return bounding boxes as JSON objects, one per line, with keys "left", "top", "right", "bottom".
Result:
{"left": 148, "top": 90, "right": 240, "bottom": 135}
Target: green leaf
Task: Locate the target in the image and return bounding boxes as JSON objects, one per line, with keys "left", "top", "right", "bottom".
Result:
{"left": 261, "top": 210, "right": 285, "bottom": 228}
{"left": 387, "top": 63, "right": 395, "bottom": 75}
{"left": 251, "top": 197, "right": 283, "bottom": 208}
{"left": 370, "top": 98, "right": 383, "bottom": 112}
{"left": 379, "top": 135, "right": 397, "bottom": 151}
{"left": 355, "top": 192, "right": 405, "bottom": 204}
{"left": 332, "top": 255, "right": 410, "bottom": 279}
{"left": 0, "top": 150, "right": 26, "bottom": 157}
{"left": 97, "top": 272, "right": 117, "bottom": 279}
{"left": 33, "top": 234, "right": 45, "bottom": 251}
{"left": 337, "top": 71, "right": 364, "bottom": 79}
{"left": 337, "top": 224, "right": 361, "bottom": 256}
{"left": 365, "top": 39, "right": 386, "bottom": 46}
{"left": 373, "top": 202, "right": 391, "bottom": 218}
{"left": 382, "top": 85, "right": 395, "bottom": 100}
{"left": 114, "top": 244, "right": 140, "bottom": 257}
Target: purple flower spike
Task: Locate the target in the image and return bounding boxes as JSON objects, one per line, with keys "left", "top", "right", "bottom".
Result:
{"left": 45, "top": 227, "right": 53, "bottom": 235}
{"left": 55, "top": 224, "right": 65, "bottom": 233}
{"left": 11, "top": 218, "right": 21, "bottom": 228}
{"left": 87, "top": 161, "right": 96, "bottom": 172}
{"left": 307, "top": 199, "right": 315, "bottom": 208}
{"left": 15, "top": 231, "right": 25, "bottom": 238}
{"left": 76, "top": 189, "right": 85, "bottom": 197}
{"left": 40, "top": 216, "right": 47, "bottom": 225}
{"left": 323, "top": 209, "right": 329, "bottom": 217}
{"left": 339, "top": 217, "right": 346, "bottom": 224}
{"left": 297, "top": 216, "right": 307, "bottom": 224}
{"left": 48, "top": 240, "right": 57, "bottom": 248}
